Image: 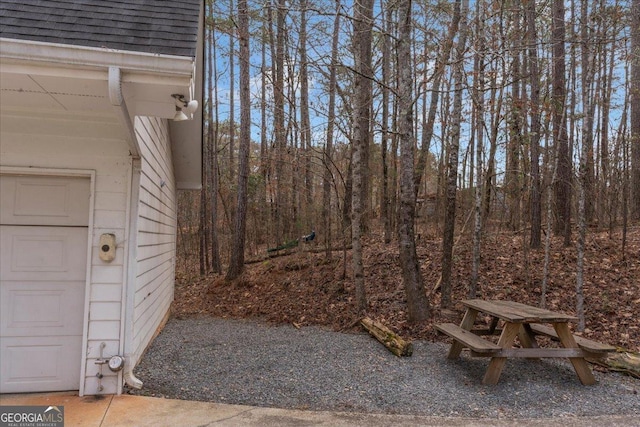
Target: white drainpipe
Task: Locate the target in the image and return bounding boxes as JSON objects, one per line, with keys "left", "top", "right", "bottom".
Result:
{"left": 108, "top": 66, "right": 140, "bottom": 159}
{"left": 109, "top": 66, "right": 143, "bottom": 390}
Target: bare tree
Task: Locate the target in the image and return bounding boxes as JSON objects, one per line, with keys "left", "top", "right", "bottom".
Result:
{"left": 208, "top": 1, "right": 222, "bottom": 273}
{"left": 414, "top": 0, "right": 462, "bottom": 196}
{"left": 470, "top": 0, "right": 485, "bottom": 300}
{"left": 351, "top": 0, "right": 374, "bottom": 312}
{"left": 322, "top": 0, "right": 341, "bottom": 260}
{"left": 631, "top": 0, "right": 640, "bottom": 219}
{"left": 526, "top": 0, "right": 542, "bottom": 249}
{"left": 441, "top": 0, "right": 469, "bottom": 308}
{"left": 506, "top": 0, "right": 524, "bottom": 232}
{"left": 226, "top": 0, "right": 250, "bottom": 280}
{"left": 228, "top": 0, "right": 236, "bottom": 179}
{"left": 273, "top": 0, "right": 287, "bottom": 246}
{"left": 380, "top": 0, "right": 392, "bottom": 244}
{"left": 396, "top": 0, "right": 430, "bottom": 322}
{"left": 299, "top": 0, "right": 313, "bottom": 231}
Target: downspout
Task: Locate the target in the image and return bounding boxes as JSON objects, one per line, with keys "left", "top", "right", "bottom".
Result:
{"left": 109, "top": 65, "right": 143, "bottom": 390}
{"left": 108, "top": 66, "right": 140, "bottom": 159}
{"left": 122, "top": 158, "right": 143, "bottom": 390}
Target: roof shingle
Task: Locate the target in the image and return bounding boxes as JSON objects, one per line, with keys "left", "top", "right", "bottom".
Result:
{"left": 0, "top": 0, "right": 201, "bottom": 58}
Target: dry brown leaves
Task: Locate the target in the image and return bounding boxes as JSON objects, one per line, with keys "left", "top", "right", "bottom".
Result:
{"left": 172, "top": 225, "right": 640, "bottom": 352}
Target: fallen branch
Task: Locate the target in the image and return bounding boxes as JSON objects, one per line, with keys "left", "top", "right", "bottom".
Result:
{"left": 361, "top": 317, "right": 413, "bottom": 357}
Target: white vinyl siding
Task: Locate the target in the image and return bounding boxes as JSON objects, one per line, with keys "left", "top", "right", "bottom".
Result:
{"left": 129, "top": 116, "right": 176, "bottom": 368}
{"left": 1, "top": 111, "right": 183, "bottom": 395}
{"left": 0, "top": 110, "right": 131, "bottom": 395}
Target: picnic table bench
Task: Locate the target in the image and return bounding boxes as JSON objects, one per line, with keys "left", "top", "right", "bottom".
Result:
{"left": 436, "top": 299, "right": 616, "bottom": 385}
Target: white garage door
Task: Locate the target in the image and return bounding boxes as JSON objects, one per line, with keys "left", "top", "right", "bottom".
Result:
{"left": 0, "top": 174, "right": 89, "bottom": 393}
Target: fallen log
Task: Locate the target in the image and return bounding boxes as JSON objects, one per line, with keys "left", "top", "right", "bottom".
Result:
{"left": 361, "top": 317, "right": 413, "bottom": 357}
{"left": 589, "top": 349, "right": 640, "bottom": 379}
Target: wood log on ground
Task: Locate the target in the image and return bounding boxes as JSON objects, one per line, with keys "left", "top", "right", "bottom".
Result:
{"left": 589, "top": 349, "right": 640, "bottom": 379}
{"left": 360, "top": 317, "right": 413, "bottom": 357}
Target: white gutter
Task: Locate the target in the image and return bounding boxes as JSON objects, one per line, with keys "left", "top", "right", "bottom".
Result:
{"left": 0, "top": 38, "right": 194, "bottom": 78}
{"left": 108, "top": 67, "right": 140, "bottom": 159}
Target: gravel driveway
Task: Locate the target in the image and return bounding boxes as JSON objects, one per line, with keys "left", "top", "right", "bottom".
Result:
{"left": 129, "top": 317, "right": 639, "bottom": 419}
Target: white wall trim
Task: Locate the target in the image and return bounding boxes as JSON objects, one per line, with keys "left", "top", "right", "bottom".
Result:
{"left": 0, "top": 166, "right": 96, "bottom": 396}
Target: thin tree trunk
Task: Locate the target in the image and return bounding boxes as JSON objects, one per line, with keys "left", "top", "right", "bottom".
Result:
{"left": 526, "top": 0, "right": 542, "bottom": 249}
{"left": 631, "top": 0, "right": 640, "bottom": 219}
{"left": 414, "top": 0, "right": 462, "bottom": 196}
{"left": 470, "top": 0, "right": 484, "bottom": 299}
{"left": 507, "top": 0, "right": 523, "bottom": 232}
{"left": 322, "top": 0, "right": 341, "bottom": 260}
{"left": 226, "top": 0, "right": 250, "bottom": 280}
{"left": 228, "top": 0, "right": 235, "bottom": 179}
{"left": 381, "top": 0, "right": 392, "bottom": 244}
{"left": 273, "top": 0, "right": 287, "bottom": 246}
{"left": 259, "top": 4, "right": 270, "bottom": 249}
{"left": 209, "top": 2, "right": 222, "bottom": 273}
{"left": 299, "top": 0, "right": 313, "bottom": 231}
{"left": 441, "top": 0, "right": 469, "bottom": 308}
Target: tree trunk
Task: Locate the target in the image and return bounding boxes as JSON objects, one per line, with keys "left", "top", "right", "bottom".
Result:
{"left": 351, "top": 0, "right": 374, "bottom": 312}
{"left": 273, "top": 0, "right": 287, "bottom": 247}
{"left": 526, "top": 0, "right": 542, "bottom": 249}
{"left": 226, "top": 0, "right": 250, "bottom": 280}
{"left": 208, "top": 3, "right": 222, "bottom": 273}
{"left": 322, "top": 0, "right": 341, "bottom": 260}
{"left": 414, "top": 0, "right": 462, "bottom": 196}
{"left": 442, "top": 0, "right": 469, "bottom": 308}
{"left": 552, "top": 0, "right": 571, "bottom": 246}
{"left": 631, "top": 0, "right": 640, "bottom": 219}
{"left": 228, "top": 0, "right": 235, "bottom": 180}
{"left": 507, "top": 0, "right": 523, "bottom": 232}
{"left": 396, "top": 0, "right": 430, "bottom": 322}
{"left": 470, "top": 0, "right": 484, "bottom": 300}
{"left": 380, "top": 1, "right": 392, "bottom": 244}
{"left": 299, "top": 0, "right": 313, "bottom": 232}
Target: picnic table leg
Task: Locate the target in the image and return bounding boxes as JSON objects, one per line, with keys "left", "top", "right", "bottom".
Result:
{"left": 482, "top": 322, "right": 520, "bottom": 385}
{"left": 447, "top": 308, "right": 479, "bottom": 359}
{"left": 553, "top": 323, "right": 596, "bottom": 385}
{"left": 518, "top": 324, "right": 539, "bottom": 349}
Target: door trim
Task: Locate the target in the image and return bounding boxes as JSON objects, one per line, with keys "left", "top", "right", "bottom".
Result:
{"left": 0, "top": 166, "right": 95, "bottom": 395}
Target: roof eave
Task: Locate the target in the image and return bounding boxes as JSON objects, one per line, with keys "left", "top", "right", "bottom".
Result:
{"left": 0, "top": 37, "right": 195, "bottom": 78}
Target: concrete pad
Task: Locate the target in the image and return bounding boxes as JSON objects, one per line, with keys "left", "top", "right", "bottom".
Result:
{"left": 102, "top": 395, "right": 640, "bottom": 427}
{"left": 1, "top": 393, "right": 638, "bottom": 426}
{"left": 0, "top": 392, "right": 112, "bottom": 427}
{"left": 103, "top": 395, "right": 252, "bottom": 426}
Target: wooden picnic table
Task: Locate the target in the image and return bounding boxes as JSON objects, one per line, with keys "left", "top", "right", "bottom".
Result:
{"left": 436, "top": 299, "right": 616, "bottom": 385}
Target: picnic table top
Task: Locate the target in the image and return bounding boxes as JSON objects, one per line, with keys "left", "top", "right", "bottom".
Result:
{"left": 462, "top": 299, "right": 578, "bottom": 323}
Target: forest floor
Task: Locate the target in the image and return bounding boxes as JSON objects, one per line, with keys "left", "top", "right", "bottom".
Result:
{"left": 173, "top": 225, "right": 640, "bottom": 353}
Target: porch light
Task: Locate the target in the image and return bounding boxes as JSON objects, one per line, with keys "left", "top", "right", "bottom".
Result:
{"left": 173, "top": 105, "right": 189, "bottom": 121}
{"left": 171, "top": 93, "right": 198, "bottom": 121}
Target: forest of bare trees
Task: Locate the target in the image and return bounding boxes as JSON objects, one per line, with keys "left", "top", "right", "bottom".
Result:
{"left": 179, "top": 0, "right": 640, "bottom": 328}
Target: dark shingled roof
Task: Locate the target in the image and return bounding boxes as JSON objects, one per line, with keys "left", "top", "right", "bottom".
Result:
{"left": 0, "top": 0, "right": 201, "bottom": 58}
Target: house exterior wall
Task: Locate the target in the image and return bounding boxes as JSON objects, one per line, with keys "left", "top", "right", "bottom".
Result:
{"left": 1, "top": 109, "right": 131, "bottom": 395}
{"left": 129, "top": 116, "right": 177, "bottom": 370}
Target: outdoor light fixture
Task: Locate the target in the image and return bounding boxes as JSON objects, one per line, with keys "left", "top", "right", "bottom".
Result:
{"left": 171, "top": 93, "right": 198, "bottom": 121}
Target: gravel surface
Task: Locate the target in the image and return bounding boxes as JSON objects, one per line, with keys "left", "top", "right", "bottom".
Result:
{"left": 130, "top": 317, "right": 640, "bottom": 419}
